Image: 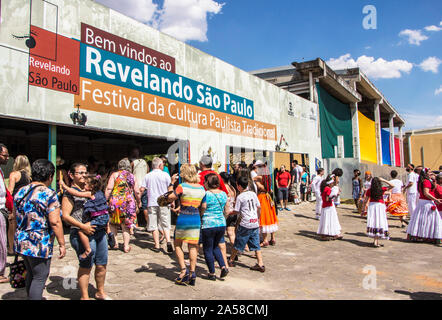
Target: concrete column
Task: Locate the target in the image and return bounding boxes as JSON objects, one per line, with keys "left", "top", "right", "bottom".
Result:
{"left": 374, "top": 99, "right": 383, "bottom": 165}
{"left": 399, "top": 125, "right": 404, "bottom": 168}
{"left": 309, "top": 71, "right": 314, "bottom": 102}
{"left": 48, "top": 125, "right": 57, "bottom": 190}
{"left": 389, "top": 114, "right": 396, "bottom": 167}
{"left": 350, "top": 102, "right": 361, "bottom": 161}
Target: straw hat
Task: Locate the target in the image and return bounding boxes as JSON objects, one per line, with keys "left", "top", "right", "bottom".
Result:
{"left": 56, "top": 156, "right": 65, "bottom": 166}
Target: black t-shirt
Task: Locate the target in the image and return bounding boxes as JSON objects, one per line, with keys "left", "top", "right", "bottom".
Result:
{"left": 290, "top": 169, "right": 298, "bottom": 182}
{"left": 63, "top": 187, "right": 88, "bottom": 230}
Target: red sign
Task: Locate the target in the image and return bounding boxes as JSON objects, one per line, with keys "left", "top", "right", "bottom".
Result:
{"left": 29, "top": 25, "right": 80, "bottom": 94}
{"left": 81, "top": 23, "right": 175, "bottom": 73}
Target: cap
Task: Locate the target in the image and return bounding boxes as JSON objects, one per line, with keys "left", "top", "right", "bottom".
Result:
{"left": 199, "top": 155, "right": 213, "bottom": 166}
{"left": 254, "top": 160, "right": 265, "bottom": 167}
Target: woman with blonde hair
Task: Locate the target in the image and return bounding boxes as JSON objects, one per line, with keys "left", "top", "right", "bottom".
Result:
{"left": 166, "top": 164, "right": 206, "bottom": 286}
{"left": 7, "top": 155, "right": 31, "bottom": 255}
{"left": 105, "top": 158, "right": 141, "bottom": 253}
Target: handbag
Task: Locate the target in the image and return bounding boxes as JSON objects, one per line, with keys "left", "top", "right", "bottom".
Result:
{"left": 9, "top": 255, "right": 27, "bottom": 288}
{"left": 157, "top": 190, "right": 174, "bottom": 207}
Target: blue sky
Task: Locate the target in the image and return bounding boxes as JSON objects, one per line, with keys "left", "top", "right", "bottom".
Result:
{"left": 98, "top": 0, "right": 441, "bottom": 130}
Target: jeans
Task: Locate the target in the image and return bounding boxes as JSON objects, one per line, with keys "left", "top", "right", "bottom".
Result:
{"left": 201, "top": 226, "right": 226, "bottom": 274}
{"left": 70, "top": 228, "right": 108, "bottom": 268}
{"left": 22, "top": 256, "right": 51, "bottom": 300}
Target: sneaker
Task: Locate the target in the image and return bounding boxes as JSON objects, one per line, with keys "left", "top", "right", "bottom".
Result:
{"left": 220, "top": 268, "right": 229, "bottom": 278}
{"left": 284, "top": 207, "right": 291, "bottom": 211}
{"left": 279, "top": 207, "right": 284, "bottom": 211}
{"left": 250, "top": 264, "right": 265, "bottom": 273}
{"left": 207, "top": 274, "right": 216, "bottom": 281}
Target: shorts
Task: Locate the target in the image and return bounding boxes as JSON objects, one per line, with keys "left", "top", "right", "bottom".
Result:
{"left": 233, "top": 225, "right": 260, "bottom": 252}
{"left": 278, "top": 187, "right": 289, "bottom": 201}
{"left": 141, "top": 190, "right": 148, "bottom": 210}
{"left": 70, "top": 228, "right": 108, "bottom": 268}
{"left": 147, "top": 206, "right": 171, "bottom": 231}
{"left": 290, "top": 183, "right": 299, "bottom": 197}
{"left": 226, "top": 214, "right": 237, "bottom": 227}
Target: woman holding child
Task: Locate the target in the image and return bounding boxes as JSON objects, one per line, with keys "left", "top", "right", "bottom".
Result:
{"left": 61, "top": 163, "right": 110, "bottom": 300}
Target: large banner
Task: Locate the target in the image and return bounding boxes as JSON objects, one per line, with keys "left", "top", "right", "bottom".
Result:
{"left": 358, "top": 111, "right": 377, "bottom": 164}
{"left": 27, "top": 23, "right": 277, "bottom": 141}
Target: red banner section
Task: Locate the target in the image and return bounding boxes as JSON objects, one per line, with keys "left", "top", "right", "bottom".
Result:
{"left": 81, "top": 23, "right": 175, "bottom": 73}
{"left": 29, "top": 25, "right": 80, "bottom": 94}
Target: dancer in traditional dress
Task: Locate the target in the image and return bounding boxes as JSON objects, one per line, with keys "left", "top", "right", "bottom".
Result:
{"left": 311, "top": 168, "right": 324, "bottom": 220}
{"left": 406, "top": 169, "right": 442, "bottom": 245}
{"left": 435, "top": 173, "right": 442, "bottom": 213}
{"left": 317, "top": 174, "right": 343, "bottom": 241}
{"left": 385, "top": 170, "right": 409, "bottom": 228}
{"left": 255, "top": 163, "right": 278, "bottom": 247}
{"left": 362, "top": 177, "right": 394, "bottom": 247}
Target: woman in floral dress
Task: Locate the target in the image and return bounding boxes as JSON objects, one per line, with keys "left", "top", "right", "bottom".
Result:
{"left": 105, "top": 159, "right": 141, "bottom": 253}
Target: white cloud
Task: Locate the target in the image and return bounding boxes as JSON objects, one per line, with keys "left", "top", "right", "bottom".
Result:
{"left": 157, "top": 0, "right": 224, "bottom": 42}
{"left": 94, "top": 0, "right": 224, "bottom": 42}
{"left": 95, "top": 0, "right": 158, "bottom": 24}
{"left": 399, "top": 29, "right": 429, "bottom": 45}
{"left": 435, "top": 85, "right": 442, "bottom": 95}
{"left": 424, "top": 25, "right": 442, "bottom": 32}
{"left": 327, "top": 54, "right": 413, "bottom": 79}
{"left": 419, "top": 57, "right": 442, "bottom": 73}
{"left": 403, "top": 113, "right": 442, "bottom": 130}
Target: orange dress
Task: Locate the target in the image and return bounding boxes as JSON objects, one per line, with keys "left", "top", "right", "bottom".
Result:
{"left": 258, "top": 192, "right": 278, "bottom": 233}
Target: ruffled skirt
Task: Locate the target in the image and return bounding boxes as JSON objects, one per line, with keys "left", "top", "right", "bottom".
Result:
{"left": 406, "top": 199, "right": 441, "bottom": 243}
{"left": 258, "top": 193, "right": 278, "bottom": 234}
{"left": 317, "top": 206, "right": 341, "bottom": 236}
{"left": 366, "top": 202, "right": 389, "bottom": 239}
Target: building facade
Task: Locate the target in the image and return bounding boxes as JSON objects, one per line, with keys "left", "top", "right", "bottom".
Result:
{"left": 0, "top": 0, "right": 322, "bottom": 185}
{"left": 252, "top": 59, "right": 407, "bottom": 198}
{"left": 404, "top": 127, "right": 442, "bottom": 170}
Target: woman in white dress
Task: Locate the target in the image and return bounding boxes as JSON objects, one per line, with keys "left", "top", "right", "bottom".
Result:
{"left": 317, "top": 174, "right": 343, "bottom": 241}
{"left": 362, "top": 177, "right": 394, "bottom": 247}
{"left": 406, "top": 170, "right": 442, "bottom": 245}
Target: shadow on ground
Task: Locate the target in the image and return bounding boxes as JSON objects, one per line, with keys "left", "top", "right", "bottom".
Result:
{"left": 395, "top": 290, "right": 442, "bottom": 300}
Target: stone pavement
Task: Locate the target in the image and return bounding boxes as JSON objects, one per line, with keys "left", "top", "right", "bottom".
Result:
{"left": 1, "top": 201, "right": 441, "bottom": 300}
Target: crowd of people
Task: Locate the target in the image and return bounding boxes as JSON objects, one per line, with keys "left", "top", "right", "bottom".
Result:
{"left": 0, "top": 141, "right": 441, "bottom": 300}
{"left": 314, "top": 164, "right": 442, "bottom": 248}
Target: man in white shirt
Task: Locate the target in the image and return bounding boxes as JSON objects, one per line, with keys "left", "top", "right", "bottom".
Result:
{"left": 311, "top": 168, "right": 325, "bottom": 219}
{"left": 140, "top": 157, "right": 172, "bottom": 253}
{"left": 403, "top": 164, "right": 419, "bottom": 217}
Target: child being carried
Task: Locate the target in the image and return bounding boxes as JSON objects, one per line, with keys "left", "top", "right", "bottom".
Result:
{"left": 61, "top": 175, "right": 113, "bottom": 260}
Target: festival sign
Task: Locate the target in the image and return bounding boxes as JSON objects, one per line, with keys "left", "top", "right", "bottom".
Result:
{"left": 81, "top": 23, "right": 176, "bottom": 73}
{"left": 28, "top": 25, "right": 80, "bottom": 94}
{"left": 74, "top": 77, "right": 276, "bottom": 140}
{"left": 79, "top": 44, "right": 255, "bottom": 120}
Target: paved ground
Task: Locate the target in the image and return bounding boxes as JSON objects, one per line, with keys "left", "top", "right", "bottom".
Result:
{"left": 1, "top": 201, "right": 441, "bottom": 300}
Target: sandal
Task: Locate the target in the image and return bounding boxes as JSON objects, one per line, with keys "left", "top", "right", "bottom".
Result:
{"left": 175, "top": 268, "right": 189, "bottom": 285}
{"left": 260, "top": 241, "right": 269, "bottom": 247}
{"left": 250, "top": 264, "right": 265, "bottom": 273}
{"left": 269, "top": 239, "right": 276, "bottom": 246}
{"left": 123, "top": 246, "right": 131, "bottom": 253}
{"left": 0, "top": 276, "right": 9, "bottom": 284}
